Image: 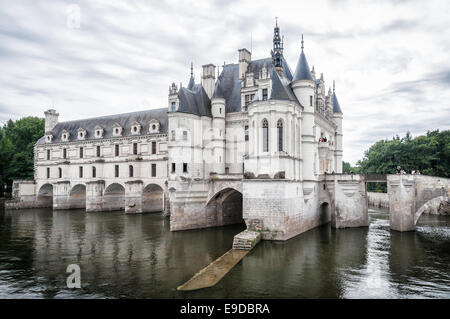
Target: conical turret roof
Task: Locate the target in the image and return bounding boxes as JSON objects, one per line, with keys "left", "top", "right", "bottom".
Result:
{"left": 292, "top": 50, "right": 313, "bottom": 82}
{"left": 332, "top": 92, "right": 342, "bottom": 113}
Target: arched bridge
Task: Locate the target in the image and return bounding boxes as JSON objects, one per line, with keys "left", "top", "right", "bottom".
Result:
{"left": 386, "top": 175, "right": 449, "bottom": 231}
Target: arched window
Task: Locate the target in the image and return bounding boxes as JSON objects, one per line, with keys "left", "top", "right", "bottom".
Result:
{"left": 129, "top": 165, "right": 134, "bottom": 177}
{"left": 262, "top": 119, "right": 269, "bottom": 152}
{"left": 58, "top": 167, "right": 62, "bottom": 178}
{"left": 92, "top": 166, "right": 96, "bottom": 178}
{"left": 277, "top": 119, "right": 283, "bottom": 152}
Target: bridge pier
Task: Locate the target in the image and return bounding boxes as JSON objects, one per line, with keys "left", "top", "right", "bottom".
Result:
{"left": 388, "top": 175, "right": 450, "bottom": 231}
{"left": 388, "top": 175, "right": 416, "bottom": 232}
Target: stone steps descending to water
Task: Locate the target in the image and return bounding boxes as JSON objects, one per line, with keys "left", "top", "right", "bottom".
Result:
{"left": 232, "top": 230, "right": 261, "bottom": 250}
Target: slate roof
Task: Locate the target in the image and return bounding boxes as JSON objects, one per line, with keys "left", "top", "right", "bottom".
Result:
{"left": 211, "top": 57, "right": 300, "bottom": 114}
{"left": 37, "top": 108, "right": 168, "bottom": 145}
{"left": 177, "top": 84, "right": 212, "bottom": 117}
{"left": 332, "top": 92, "right": 343, "bottom": 113}
{"left": 292, "top": 50, "right": 313, "bottom": 82}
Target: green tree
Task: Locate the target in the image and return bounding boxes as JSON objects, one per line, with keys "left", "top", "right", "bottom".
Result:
{"left": 355, "top": 130, "right": 450, "bottom": 178}
{"left": 0, "top": 116, "right": 44, "bottom": 197}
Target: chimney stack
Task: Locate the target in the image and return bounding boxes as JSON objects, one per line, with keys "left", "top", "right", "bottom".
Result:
{"left": 238, "top": 48, "right": 251, "bottom": 80}
{"left": 44, "top": 109, "right": 59, "bottom": 133}
{"left": 202, "top": 64, "right": 216, "bottom": 99}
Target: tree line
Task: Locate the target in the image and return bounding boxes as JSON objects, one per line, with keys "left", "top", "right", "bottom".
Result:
{"left": 343, "top": 130, "right": 450, "bottom": 192}
{"left": 0, "top": 117, "right": 44, "bottom": 197}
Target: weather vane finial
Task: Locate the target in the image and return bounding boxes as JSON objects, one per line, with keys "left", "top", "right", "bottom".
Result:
{"left": 190, "top": 62, "right": 193, "bottom": 77}
{"left": 333, "top": 80, "right": 335, "bottom": 93}
{"left": 275, "top": 16, "right": 278, "bottom": 27}
{"left": 301, "top": 34, "right": 304, "bottom": 50}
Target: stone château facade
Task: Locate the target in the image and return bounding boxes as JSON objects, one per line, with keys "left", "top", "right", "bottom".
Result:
{"left": 9, "top": 22, "right": 370, "bottom": 241}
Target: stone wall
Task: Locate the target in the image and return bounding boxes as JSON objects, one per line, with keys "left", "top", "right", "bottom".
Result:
{"left": 367, "top": 192, "right": 389, "bottom": 208}
{"left": 323, "top": 174, "right": 368, "bottom": 229}
{"left": 388, "top": 174, "right": 450, "bottom": 231}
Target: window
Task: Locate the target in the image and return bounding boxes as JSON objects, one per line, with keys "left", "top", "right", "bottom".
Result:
{"left": 92, "top": 166, "right": 96, "bottom": 178}
{"left": 262, "top": 89, "right": 268, "bottom": 101}
{"left": 277, "top": 119, "right": 283, "bottom": 152}
{"left": 115, "top": 144, "right": 119, "bottom": 156}
{"left": 245, "top": 94, "right": 250, "bottom": 107}
{"left": 152, "top": 141, "right": 156, "bottom": 154}
{"left": 263, "top": 119, "right": 269, "bottom": 152}
{"left": 183, "top": 131, "right": 187, "bottom": 141}
{"left": 310, "top": 96, "right": 313, "bottom": 106}
{"left": 244, "top": 94, "right": 255, "bottom": 110}
{"left": 245, "top": 125, "right": 249, "bottom": 141}
{"left": 79, "top": 166, "right": 83, "bottom": 178}
{"left": 183, "top": 163, "right": 188, "bottom": 173}
{"left": 115, "top": 165, "right": 119, "bottom": 178}
{"left": 80, "top": 147, "right": 83, "bottom": 159}
{"left": 96, "top": 145, "right": 101, "bottom": 157}
{"left": 58, "top": 167, "right": 62, "bottom": 178}
{"left": 152, "top": 124, "right": 156, "bottom": 130}
{"left": 219, "top": 108, "right": 222, "bottom": 114}
{"left": 171, "top": 163, "right": 176, "bottom": 173}
{"left": 151, "top": 163, "right": 156, "bottom": 177}
{"left": 63, "top": 148, "right": 67, "bottom": 159}
{"left": 47, "top": 150, "right": 50, "bottom": 160}
{"left": 129, "top": 165, "right": 134, "bottom": 177}
{"left": 133, "top": 143, "right": 138, "bottom": 155}
{"left": 171, "top": 130, "right": 175, "bottom": 141}
{"left": 133, "top": 126, "right": 137, "bottom": 132}
{"left": 46, "top": 167, "right": 50, "bottom": 179}
{"left": 171, "top": 102, "right": 176, "bottom": 112}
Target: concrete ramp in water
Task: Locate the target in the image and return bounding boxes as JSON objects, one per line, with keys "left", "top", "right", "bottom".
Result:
{"left": 177, "top": 249, "right": 249, "bottom": 291}
{"left": 177, "top": 230, "right": 261, "bottom": 291}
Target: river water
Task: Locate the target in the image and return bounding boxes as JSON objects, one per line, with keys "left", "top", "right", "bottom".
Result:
{"left": 0, "top": 206, "right": 449, "bottom": 299}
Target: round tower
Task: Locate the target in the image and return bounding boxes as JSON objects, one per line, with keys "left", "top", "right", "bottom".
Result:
{"left": 211, "top": 80, "right": 226, "bottom": 174}
{"left": 291, "top": 35, "right": 316, "bottom": 186}
{"left": 331, "top": 81, "right": 343, "bottom": 173}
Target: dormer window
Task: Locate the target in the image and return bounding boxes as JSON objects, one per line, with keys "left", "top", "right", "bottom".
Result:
{"left": 94, "top": 125, "right": 104, "bottom": 138}
{"left": 77, "top": 128, "right": 86, "bottom": 140}
{"left": 61, "top": 130, "right": 70, "bottom": 142}
{"left": 112, "top": 123, "right": 122, "bottom": 137}
{"left": 262, "top": 89, "right": 268, "bottom": 101}
{"left": 131, "top": 122, "right": 141, "bottom": 135}
{"left": 149, "top": 119, "right": 160, "bottom": 134}
{"left": 45, "top": 133, "right": 53, "bottom": 143}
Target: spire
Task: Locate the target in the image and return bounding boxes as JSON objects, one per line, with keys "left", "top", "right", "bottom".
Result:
{"left": 271, "top": 18, "right": 283, "bottom": 73}
{"left": 292, "top": 34, "right": 313, "bottom": 82}
{"left": 187, "top": 62, "right": 195, "bottom": 90}
{"left": 332, "top": 80, "right": 342, "bottom": 113}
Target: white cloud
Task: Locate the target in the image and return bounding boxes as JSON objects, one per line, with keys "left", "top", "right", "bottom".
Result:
{"left": 0, "top": 0, "right": 449, "bottom": 164}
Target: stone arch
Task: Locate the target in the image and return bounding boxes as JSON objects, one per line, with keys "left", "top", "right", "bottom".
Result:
{"left": 103, "top": 183, "right": 125, "bottom": 211}
{"left": 414, "top": 196, "right": 449, "bottom": 225}
{"left": 142, "top": 183, "right": 165, "bottom": 213}
{"left": 37, "top": 183, "right": 53, "bottom": 207}
{"left": 69, "top": 184, "right": 86, "bottom": 209}
{"left": 319, "top": 202, "right": 331, "bottom": 225}
{"left": 205, "top": 188, "right": 243, "bottom": 227}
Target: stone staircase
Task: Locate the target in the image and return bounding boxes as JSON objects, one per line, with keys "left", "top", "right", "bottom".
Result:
{"left": 232, "top": 230, "right": 261, "bottom": 250}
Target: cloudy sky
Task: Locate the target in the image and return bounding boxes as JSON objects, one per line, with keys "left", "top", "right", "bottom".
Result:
{"left": 1, "top": 0, "right": 449, "bottom": 164}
